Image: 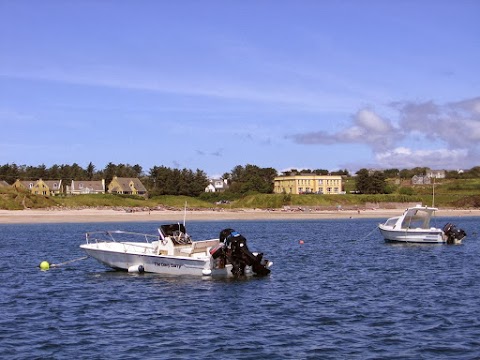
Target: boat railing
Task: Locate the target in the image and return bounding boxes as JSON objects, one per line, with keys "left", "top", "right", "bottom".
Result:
{"left": 85, "top": 230, "right": 159, "bottom": 244}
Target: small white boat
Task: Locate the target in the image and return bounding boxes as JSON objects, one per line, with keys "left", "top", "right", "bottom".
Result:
{"left": 80, "top": 224, "right": 272, "bottom": 277}
{"left": 378, "top": 205, "right": 466, "bottom": 244}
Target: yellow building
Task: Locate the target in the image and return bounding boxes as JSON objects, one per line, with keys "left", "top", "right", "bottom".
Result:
{"left": 107, "top": 176, "right": 147, "bottom": 196}
{"left": 12, "top": 179, "right": 35, "bottom": 192}
{"left": 273, "top": 174, "right": 343, "bottom": 195}
{"left": 12, "top": 179, "right": 62, "bottom": 196}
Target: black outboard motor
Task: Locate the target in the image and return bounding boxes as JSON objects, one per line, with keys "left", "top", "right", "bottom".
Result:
{"left": 216, "top": 228, "right": 271, "bottom": 277}
{"left": 443, "top": 223, "right": 467, "bottom": 244}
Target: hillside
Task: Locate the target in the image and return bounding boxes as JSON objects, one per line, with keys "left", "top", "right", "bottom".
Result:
{"left": 1, "top": 178, "right": 479, "bottom": 211}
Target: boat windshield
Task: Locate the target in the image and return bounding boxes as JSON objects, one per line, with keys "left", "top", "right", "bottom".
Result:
{"left": 400, "top": 209, "right": 433, "bottom": 229}
{"left": 159, "top": 223, "right": 192, "bottom": 244}
{"left": 384, "top": 217, "right": 399, "bottom": 227}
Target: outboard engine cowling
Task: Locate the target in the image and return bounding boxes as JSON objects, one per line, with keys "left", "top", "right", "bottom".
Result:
{"left": 219, "top": 228, "right": 271, "bottom": 277}
{"left": 443, "top": 223, "right": 467, "bottom": 244}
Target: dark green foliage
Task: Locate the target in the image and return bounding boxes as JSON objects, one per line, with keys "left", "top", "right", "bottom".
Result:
{"left": 226, "top": 164, "right": 277, "bottom": 195}
{"left": 383, "top": 168, "right": 400, "bottom": 178}
{"left": 398, "top": 187, "right": 415, "bottom": 195}
{"left": 86, "top": 162, "right": 95, "bottom": 180}
{"left": 355, "top": 169, "right": 388, "bottom": 194}
{"left": 101, "top": 162, "right": 143, "bottom": 185}
{"left": 355, "top": 169, "right": 370, "bottom": 193}
{"left": 148, "top": 166, "right": 208, "bottom": 197}
{"left": 0, "top": 163, "right": 20, "bottom": 183}
{"left": 313, "top": 169, "right": 329, "bottom": 175}
{"left": 330, "top": 169, "right": 350, "bottom": 176}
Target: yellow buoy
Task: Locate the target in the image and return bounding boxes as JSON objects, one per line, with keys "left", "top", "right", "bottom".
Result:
{"left": 39, "top": 261, "right": 50, "bottom": 271}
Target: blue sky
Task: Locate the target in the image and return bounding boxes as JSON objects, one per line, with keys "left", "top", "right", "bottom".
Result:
{"left": 1, "top": 1, "right": 479, "bottom": 177}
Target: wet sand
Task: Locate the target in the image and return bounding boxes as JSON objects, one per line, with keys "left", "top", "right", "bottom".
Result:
{"left": 0, "top": 207, "right": 478, "bottom": 224}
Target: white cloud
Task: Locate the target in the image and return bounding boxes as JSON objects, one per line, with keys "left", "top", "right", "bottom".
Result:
{"left": 356, "top": 109, "right": 391, "bottom": 133}
{"left": 290, "top": 96, "right": 480, "bottom": 170}
{"left": 290, "top": 108, "right": 397, "bottom": 151}
{"left": 376, "top": 148, "right": 469, "bottom": 169}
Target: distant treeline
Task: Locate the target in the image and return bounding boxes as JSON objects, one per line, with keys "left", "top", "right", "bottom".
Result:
{"left": 0, "top": 162, "right": 278, "bottom": 197}
{"left": 2, "top": 162, "right": 480, "bottom": 197}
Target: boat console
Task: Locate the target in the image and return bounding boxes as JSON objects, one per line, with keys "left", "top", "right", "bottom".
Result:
{"left": 159, "top": 223, "right": 192, "bottom": 245}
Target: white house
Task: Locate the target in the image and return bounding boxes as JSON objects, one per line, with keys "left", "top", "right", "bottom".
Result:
{"left": 426, "top": 170, "right": 446, "bottom": 179}
{"left": 205, "top": 178, "right": 229, "bottom": 193}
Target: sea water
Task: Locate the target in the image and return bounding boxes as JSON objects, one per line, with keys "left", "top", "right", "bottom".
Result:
{"left": 1, "top": 217, "right": 479, "bottom": 359}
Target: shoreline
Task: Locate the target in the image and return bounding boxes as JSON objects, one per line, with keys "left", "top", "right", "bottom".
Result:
{"left": 1, "top": 207, "right": 479, "bottom": 224}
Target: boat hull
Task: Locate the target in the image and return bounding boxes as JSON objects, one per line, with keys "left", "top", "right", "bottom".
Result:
{"left": 378, "top": 225, "right": 446, "bottom": 244}
{"left": 80, "top": 243, "right": 255, "bottom": 277}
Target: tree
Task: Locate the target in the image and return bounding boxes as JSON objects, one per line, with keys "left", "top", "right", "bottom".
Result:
{"left": 467, "top": 166, "right": 480, "bottom": 178}
{"left": 227, "top": 164, "right": 277, "bottom": 194}
{"left": 70, "top": 163, "right": 86, "bottom": 180}
{"left": 383, "top": 168, "right": 400, "bottom": 178}
{"left": 355, "top": 169, "right": 388, "bottom": 194}
{"left": 371, "top": 171, "right": 387, "bottom": 194}
{"left": 313, "top": 169, "right": 329, "bottom": 175}
{"left": 102, "top": 162, "right": 117, "bottom": 185}
{"left": 148, "top": 166, "right": 208, "bottom": 196}
{"left": 192, "top": 169, "right": 209, "bottom": 196}
{"left": 86, "top": 162, "right": 95, "bottom": 180}
{"left": 0, "top": 163, "right": 19, "bottom": 183}
{"left": 355, "top": 169, "right": 370, "bottom": 193}
{"left": 47, "top": 165, "right": 61, "bottom": 180}
{"left": 331, "top": 169, "right": 350, "bottom": 176}
{"left": 149, "top": 165, "right": 170, "bottom": 195}
{"left": 132, "top": 164, "right": 143, "bottom": 177}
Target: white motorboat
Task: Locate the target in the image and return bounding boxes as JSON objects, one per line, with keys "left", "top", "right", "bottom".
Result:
{"left": 378, "top": 205, "right": 466, "bottom": 244}
{"left": 80, "top": 223, "right": 272, "bottom": 277}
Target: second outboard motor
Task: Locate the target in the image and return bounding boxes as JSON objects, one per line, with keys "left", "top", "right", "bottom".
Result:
{"left": 443, "top": 223, "right": 467, "bottom": 244}
{"left": 219, "top": 228, "right": 271, "bottom": 277}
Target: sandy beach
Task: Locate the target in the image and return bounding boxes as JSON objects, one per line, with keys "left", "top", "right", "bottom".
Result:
{"left": 0, "top": 207, "right": 479, "bottom": 224}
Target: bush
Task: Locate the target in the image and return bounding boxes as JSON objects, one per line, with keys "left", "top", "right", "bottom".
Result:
{"left": 198, "top": 191, "right": 241, "bottom": 203}
{"left": 398, "top": 187, "right": 414, "bottom": 195}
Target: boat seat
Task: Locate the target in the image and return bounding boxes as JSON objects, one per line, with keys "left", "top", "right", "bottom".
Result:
{"left": 180, "top": 247, "right": 194, "bottom": 255}
{"left": 179, "top": 240, "right": 216, "bottom": 256}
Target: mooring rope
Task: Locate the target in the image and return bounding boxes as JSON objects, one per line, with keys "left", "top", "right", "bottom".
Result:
{"left": 358, "top": 226, "right": 379, "bottom": 241}
{"left": 51, "top": 256, "right": 88, "bottom": 268}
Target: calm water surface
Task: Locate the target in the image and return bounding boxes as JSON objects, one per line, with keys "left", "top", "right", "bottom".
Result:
{"left": 1, "top": 217, "right": 480, "bottom": 359}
